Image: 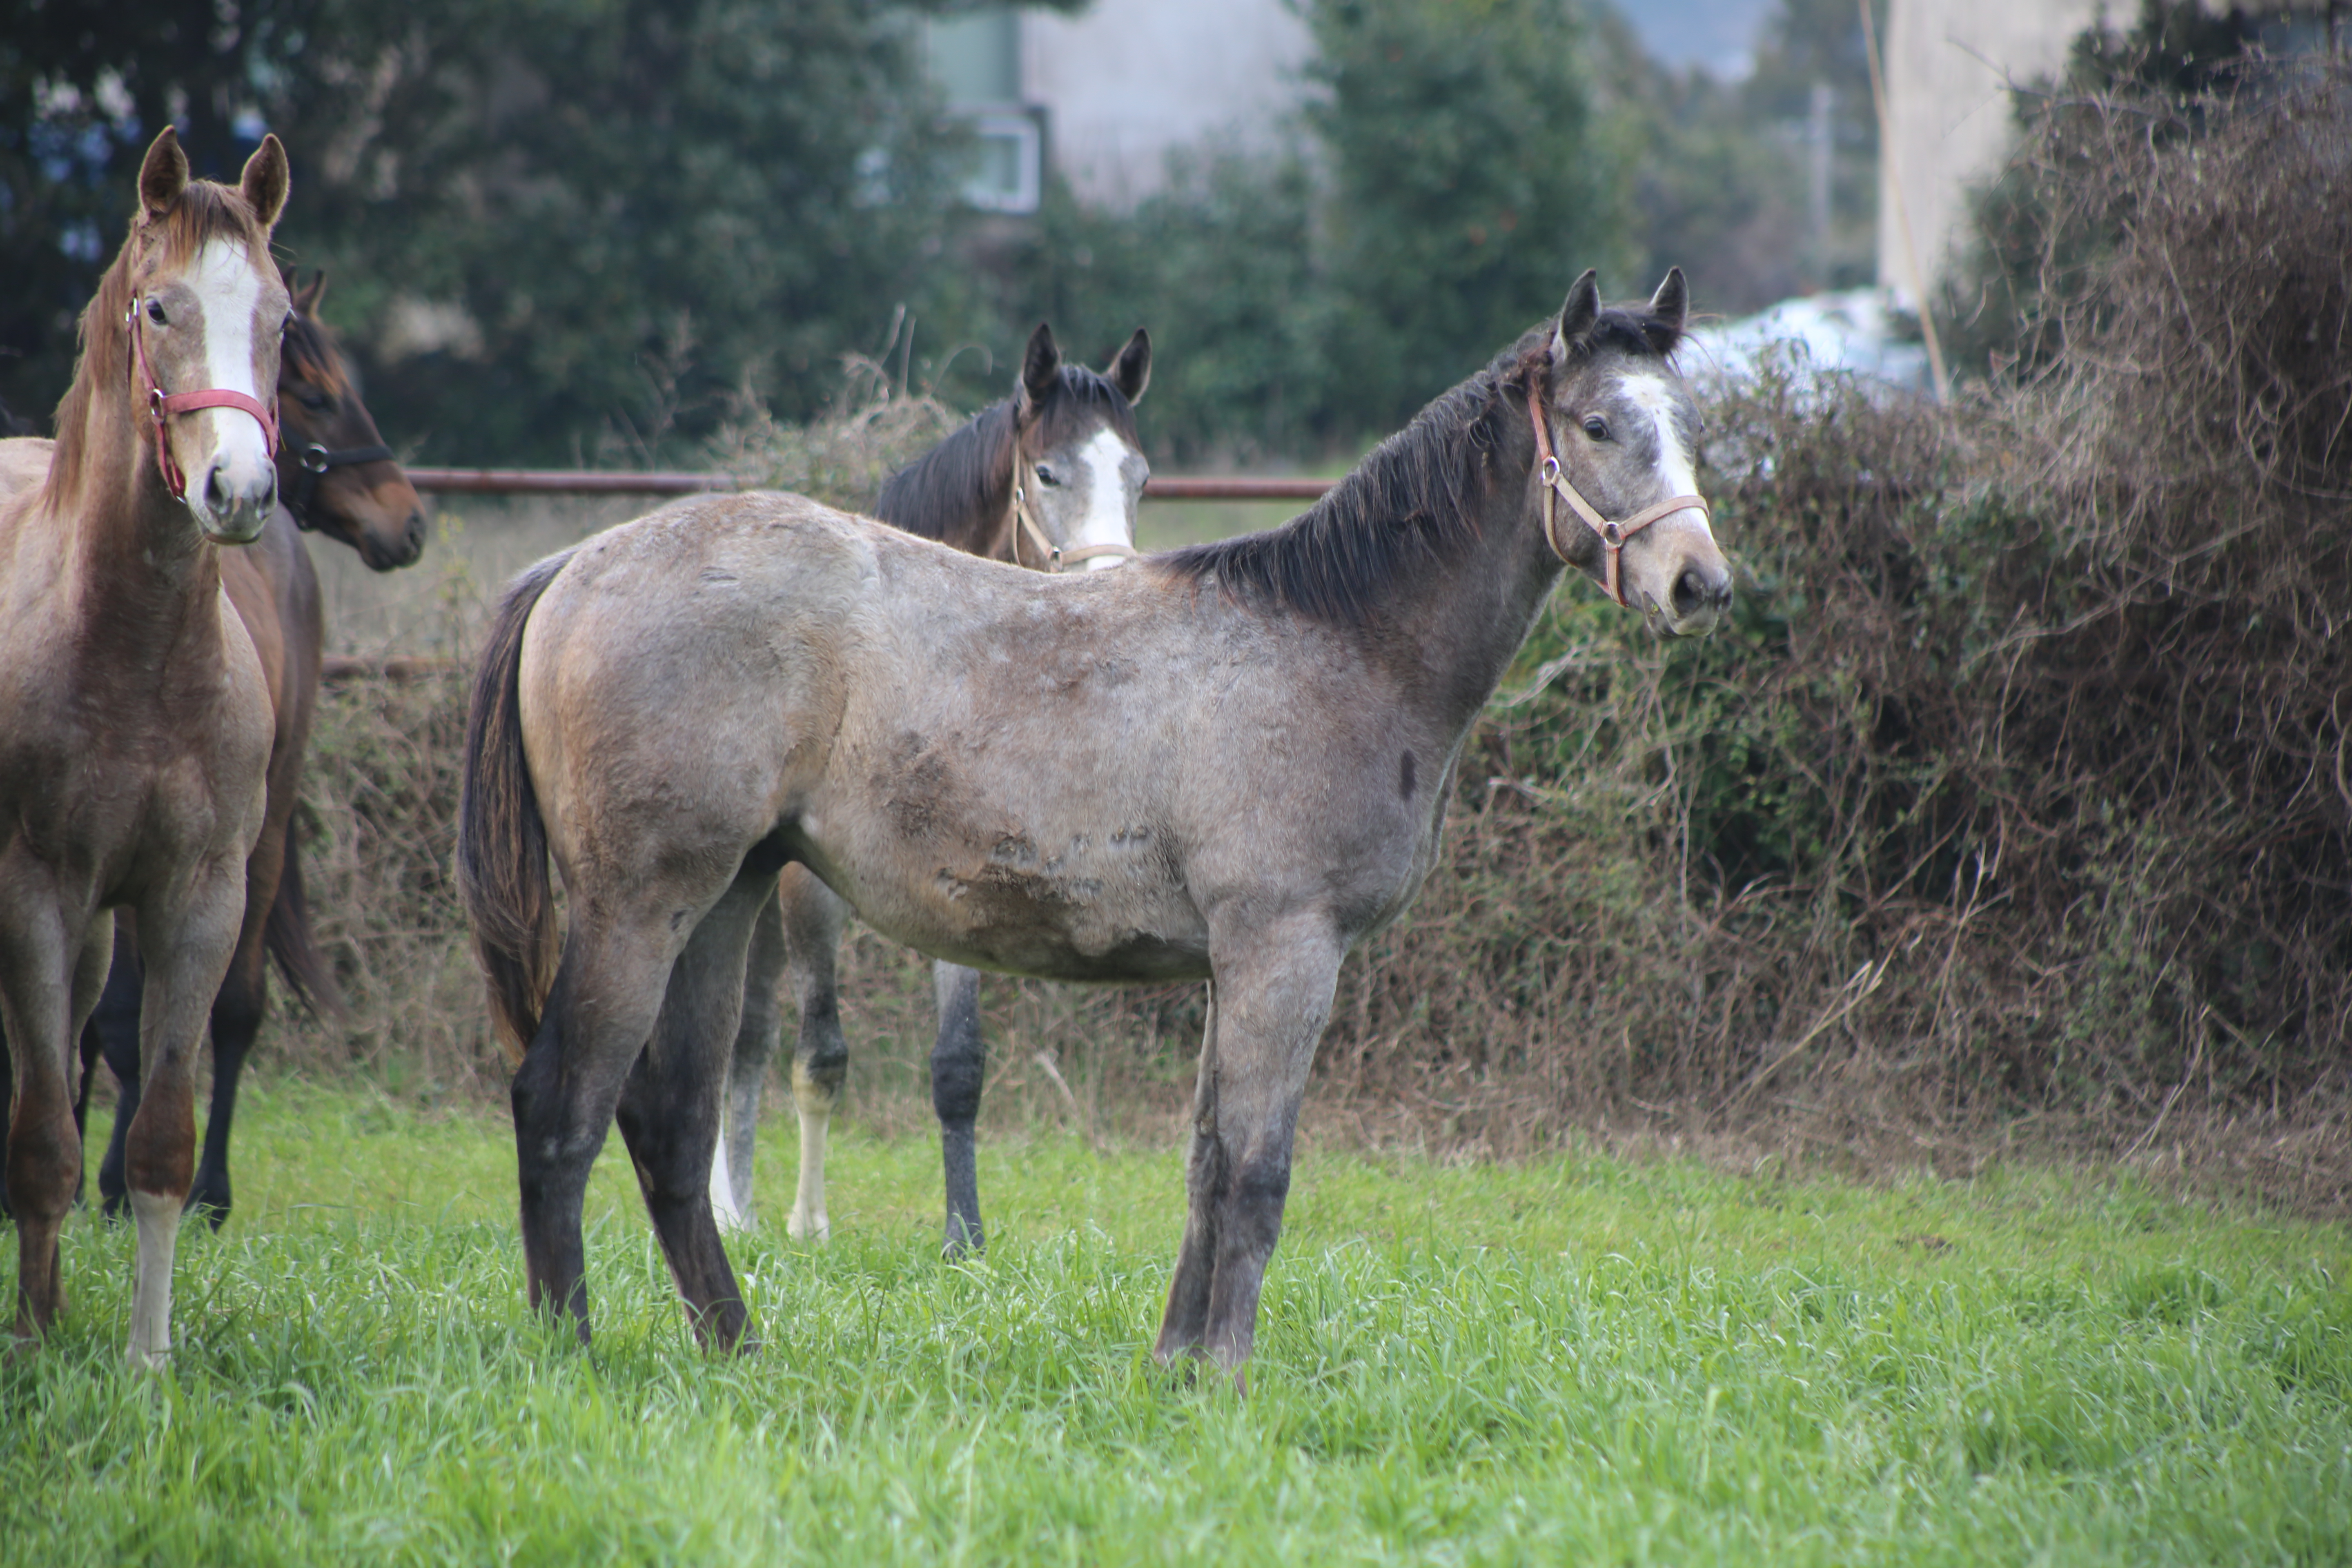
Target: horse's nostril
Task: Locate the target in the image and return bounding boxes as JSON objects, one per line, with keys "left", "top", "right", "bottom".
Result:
{"left": 205, "top": 465, "right": 232, "bottom": 511}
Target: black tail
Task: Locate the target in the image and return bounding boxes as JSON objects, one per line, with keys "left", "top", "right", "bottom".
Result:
{"left": 457, "top": 550, "right": 575, "bottom": 1061}
{"left": 263, "top": 826, "right": 348, "bottom": 1024}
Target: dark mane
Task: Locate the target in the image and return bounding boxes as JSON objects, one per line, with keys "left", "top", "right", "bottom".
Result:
{"left": 1158, "top": 307, "right": 1679, "bottom": 627}
{"left": 873, "top": 363, "right": 1143, "bottom": 542}
{"left": 281, "top": 307, "right": 354, "bottom": 401}
{"left": 47, "top": 179, "right": 277, "bottom": 513}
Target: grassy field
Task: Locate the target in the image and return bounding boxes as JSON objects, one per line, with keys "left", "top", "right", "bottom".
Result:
{"left": 5, "top": 1079, "right": 2348, "bottom": 1565}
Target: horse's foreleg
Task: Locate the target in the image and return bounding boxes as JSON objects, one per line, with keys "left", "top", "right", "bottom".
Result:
{"left": 122, "top": 869, "right": 247, "bottom": 1370}
{"left": 2, "top": 900, "right": 110, "bottom": 1343}
{"left": 1155, "top": 925, "right": 1342, "bottom": 1391}
{"left": 617, "top": 873, "right": 768, "bottom": 1352}
{"left": 88, "top": 927, "right": 144, "bottom": 1221}
{"left": 778, "top": 873, "right": 848, "bottom": 1245}
{"left": 512, "top": 918, "right": 675, "bottom": 1348}
{"left": 931, "top": 961, "right": 987, "bottom": 1258}
{"left": 710, "top": 881, "right": 786, "bottom": 1233}
{"left": 1154, "top": 982, "right": 1221, "bottom": 1360}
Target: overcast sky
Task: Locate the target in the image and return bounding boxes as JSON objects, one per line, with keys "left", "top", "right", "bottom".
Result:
{"left": 1607, "top": 0, "right": 1780, "bottom": 79}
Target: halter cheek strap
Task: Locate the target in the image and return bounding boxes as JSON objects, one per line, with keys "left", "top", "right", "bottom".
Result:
{"left": 1004, "top": 432, "right": 1141, "bottom": 573}
{"left": 1526, "top": 381, "right": 1708, "bottom": 609}
{"left": 129, "top": 300, "right": 280, "bottom": 504}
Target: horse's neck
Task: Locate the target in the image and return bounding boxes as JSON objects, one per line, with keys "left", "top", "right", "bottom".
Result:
{"left": 40, "top": 400, "right": 234, "bottom": 666}
{"left": 1378, "top": 443, "right": 1567, "bottom": 736}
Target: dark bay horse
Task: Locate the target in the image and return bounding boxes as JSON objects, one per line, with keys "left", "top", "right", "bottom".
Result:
{"left": 459, "top": 269, "right": 1731, "bottom": 1381}
{"left": 0, "top": 129, "right": 290, "bottom": 1365}
{"left": 710, "top": 320, "right": 1151, "bottom": 1255}
{"left": 64, "top": 268, "right": 429, "bottom": 1227}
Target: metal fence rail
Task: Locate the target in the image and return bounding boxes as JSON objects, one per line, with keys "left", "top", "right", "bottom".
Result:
{"left": 405, "top": 469, "right": 1334, "bottom": 502}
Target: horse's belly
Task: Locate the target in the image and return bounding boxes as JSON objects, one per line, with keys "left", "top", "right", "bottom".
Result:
{"left": 805, "top": 817, "right": 1212, "bottom": 985}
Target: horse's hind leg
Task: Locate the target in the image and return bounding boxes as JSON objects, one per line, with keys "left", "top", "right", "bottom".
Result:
{"left": 186, "top": 876, "right": 278, "bottom": 1229}
{"left": 615, "top": 871, "right": 769, "bottom": 1352}
{"left": 931, "top": 961, "right": 987, "bottom": 1258}
{"left": 776, "top": 868, "right": 849, "bottom": 1244}
{"left": 511, "top": 915, "right": 677, "bottom": 1346}
{"left": 709, "top": 881, "right": 786, "bottom": 1233}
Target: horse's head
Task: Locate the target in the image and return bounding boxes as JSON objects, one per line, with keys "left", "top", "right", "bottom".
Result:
{"left": 1534, "top": 270, "right": 1732, "bottom": 637}
{"left": 1010, "top": 321, "right": 1152, "bottom": 572}
{"left": 121, "top": 127, "right": 292, "bottom": 544}
{"left": 276, "top": 269, "right": 427, "bottom": 570}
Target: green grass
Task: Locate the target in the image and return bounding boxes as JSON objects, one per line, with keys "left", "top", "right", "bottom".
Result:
{"left": 6, "top": 1079, "right": 2349, "bottom": 1565}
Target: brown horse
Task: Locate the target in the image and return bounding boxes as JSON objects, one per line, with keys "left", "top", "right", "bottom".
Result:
{"left": 459, "top": 267, "right": 1729, "bottom": 1380}
{"left": 0, "top": 270, "right": 429, "bottom": 1229}
{"left": 710, "top": 320, "right": 1151, "bottom": 1256}
{"left": 0, "top": 129, "right": 290, "bottom": 1365}
{"left": 66, "top": 269, "right": 430, "bottom": 1226}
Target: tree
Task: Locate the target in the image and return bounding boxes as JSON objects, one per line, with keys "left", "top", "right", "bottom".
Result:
{"left": 1303, "top": 0, "right": 1617, "bottom": 439}
{"left": 2, "top": 0, "right": 996, "bottom": 462}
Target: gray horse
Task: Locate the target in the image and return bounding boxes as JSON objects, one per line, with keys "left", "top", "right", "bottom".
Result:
{"left": 710, "top": 320, "right": 1151, "bottom": 1253}
{"left": 458, "top": 269, "right": 1731, "bottom": 1383}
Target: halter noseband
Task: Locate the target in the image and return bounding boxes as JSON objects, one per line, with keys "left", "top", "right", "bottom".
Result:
{"left": 1525, "top": 379, "right": 1708, "bottom": 609}
{"left": 129, "top": 298, "right": 280, "bottom": 504}
{"left": 283, "top": 439, "right": 396, "bottom": 531}
{"left": 1004, "top": 428, "right": 1140, "bottom": 574}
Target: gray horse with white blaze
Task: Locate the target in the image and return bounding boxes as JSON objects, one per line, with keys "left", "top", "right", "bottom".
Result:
{"left": 707, "top": 320, "right": 1152, "bottom": 1254}
{"left": 458, "top": 269, "right": 1731, "bottom": 1382}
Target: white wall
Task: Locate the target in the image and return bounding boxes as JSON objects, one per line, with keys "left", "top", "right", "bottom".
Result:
{"left": 1023, "top": 0, "right": 1317, "bottom": 207}
{"left": 1875, "top": 0, "right": 2103, "bottom": 304}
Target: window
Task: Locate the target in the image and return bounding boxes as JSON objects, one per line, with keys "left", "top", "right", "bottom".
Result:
{"left": 926, "top": 9, "right": 1042, "bottom": 214}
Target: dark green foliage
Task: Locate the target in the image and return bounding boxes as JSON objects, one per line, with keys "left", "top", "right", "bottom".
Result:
{"left": 1304, "top": 0, "right": 1610, "bottom": 438}
{"left": 0, "top": 0, "right": 991, "bottom": 462}
{"left": 963, "top": 149, "right": 1329, "bottom": 463}
{"left": 0, "top": 0, "right": 314, "bottom": 422}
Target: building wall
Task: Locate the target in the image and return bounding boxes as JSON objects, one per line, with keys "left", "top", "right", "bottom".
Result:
{"left": 1875, "top": 0, "right": 2103, "bottom": 305}
{"left": 1022, "top": 0, "right": 1317, "bottom": 207}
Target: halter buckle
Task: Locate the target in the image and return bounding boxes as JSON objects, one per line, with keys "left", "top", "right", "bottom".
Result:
{"left": 302, "top": 443, "right": 333, "bottom": 474}
{"left": 1540, "top": 454, "right": 1560, "bottom": 486}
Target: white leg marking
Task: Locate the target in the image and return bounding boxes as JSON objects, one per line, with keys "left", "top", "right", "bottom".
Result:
{"left": 789, "top": 1103, "right": 830, "bottom": 1243}
{"left": 127, "top": 1189, "right": 183, "bottom": 1371}
{"left": 1074, "top": 426, "right": 1140, "bottom": 571}
{"left": 709, "top": 1133, "right": 747, "bottom": 1235}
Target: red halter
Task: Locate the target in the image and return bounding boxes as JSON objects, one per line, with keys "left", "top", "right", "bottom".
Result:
{"left": 1526, "top": 381, "right": 1709, "bottom": 609}
{"left": 128, "top": 299, "right": 280, "bottom": 503}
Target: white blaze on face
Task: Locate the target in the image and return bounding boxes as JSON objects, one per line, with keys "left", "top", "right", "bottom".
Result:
{"left": 189, "top": 240, "right": 275, "bottom": 469}
{"left": 1071, "top": 425, "right": 1140, "bottom": 570}
{"left": 1615, "top": 370, "right": 1720, "bottom": 610}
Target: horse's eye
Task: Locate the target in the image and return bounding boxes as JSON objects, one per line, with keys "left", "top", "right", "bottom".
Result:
{"left": 1036, "top": 464, "right": 1060, "bottom": 488}
{"left": 146, "top": 300, "right": 168, "bottom": 326}
{"left": 296, "top": 387, "right": 332, "bottom": 412}
{"left": 1582, "top": 415, "right": 1610, "bottom": 441}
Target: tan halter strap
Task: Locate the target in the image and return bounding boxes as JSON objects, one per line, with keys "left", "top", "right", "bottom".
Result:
{"left": 128, "top": 297, "right": 280, "bottom": 504}
{"left": 1525, "top": 380, "right": 1708, "bottom": 609}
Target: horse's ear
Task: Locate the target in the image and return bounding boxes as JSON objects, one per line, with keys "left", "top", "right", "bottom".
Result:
{"left": 138, "top": 127, "right": 190, "bottom": 224}
{"left": 295, "top": 269, "right": 328, "bottom": 316}
{"left": 1550, "top": 270, "right": 1601, "bottom": 363}
{"left": 1105, "top": 327, "right": 1152, "bottom": 405}
{"left": 239, "top": 134, "right": 290, "bottom": 231}
{"left": 1646, "top": 267, "right": 1689, "bottom": 339}
{"left": 1018, "top": 321, "right": 1061, "bottom": 413}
